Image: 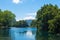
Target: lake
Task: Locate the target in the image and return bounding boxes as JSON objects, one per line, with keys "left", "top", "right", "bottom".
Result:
{"left": 0, "top": 27, "right": 37, "bottom": 40}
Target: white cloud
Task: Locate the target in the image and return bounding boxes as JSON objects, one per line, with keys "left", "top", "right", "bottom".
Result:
{"left": 12, "top": 0, "right": 35, "bottom": 4}
{"left": 16, "top": 12, "right": 36, "bottom": 21}
{"left": 23, "top": 16, "right": 35, "bottom": 20}
{"left": 12, "top": 0, "right": 22, "bottom": 4}
{"left": 23, "top": 12, "right": 36, "bottom": 20}
{"left": 16, "top": 16, "right": 35, "bottom": 21}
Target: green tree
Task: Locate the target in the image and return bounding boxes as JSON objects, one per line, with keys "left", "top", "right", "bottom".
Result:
{"left": 36, "top": 4, "right": 59, "bottom": 33}
{"left": 30, "top": 20, "right": 37, "bottom": 27}
{"left": 13, "top": 20, "right": 29, "bottom": 27}
{"left": 36, "top": 4, "right": 60, "bottom": 40}
{"left": 0, "top": 9, "right": 4, "bottom": 27}
{"left": 0, "top": 9, "right": 16, "bottom": 28}
{"left": 3, "top": 10, "right": 16, "bottom": 27}
{"left": 48, "top": 13, "right": 60, "bottom": 33}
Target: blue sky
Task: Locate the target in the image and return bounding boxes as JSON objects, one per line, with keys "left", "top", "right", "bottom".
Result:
{"left": 0, "top": 0, "right": 60, "bottom": 21}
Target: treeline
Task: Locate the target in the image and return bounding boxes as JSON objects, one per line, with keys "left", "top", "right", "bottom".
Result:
{"left": 31, "top": 4, "right": 60, "bottom": 34}
{"left": 13, "top": 20, "right": 29, "bottom": 27}
{"left": 0, "top": 9, "right": 29, "bottom": 28}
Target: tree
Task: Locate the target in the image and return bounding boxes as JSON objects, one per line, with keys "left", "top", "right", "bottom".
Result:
{"left": 3, "top": 10, "right": 16, "bottom": 27}
{"left": 48, "top": 13, "right": 60, "bottom": 33}
{"left": 36, "top": 4, "right": 60, "bottom": 33}
{"left": 36, "top": 4, "right": 60, "bottom": 40}
{"left": 0, "top": 9, "right": 16, "bottom": 28}
{"left": 0, "top": 9, "right": 4, "bottom": 27}
{"left": 13, "top": 20, "right": 29, "bottom": 27}
{"left": 30, "top": 20, "right": 37, "bottom": 27}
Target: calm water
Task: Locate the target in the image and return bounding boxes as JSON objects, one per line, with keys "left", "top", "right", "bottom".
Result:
{"left": 9, "top": 27, "right": 37, "bottom": 40}
{"left": 0, "top": 27, "right": 60, "bottom": 40}
{"left": 0, "top": 27, "right": 37, "bottom": 40}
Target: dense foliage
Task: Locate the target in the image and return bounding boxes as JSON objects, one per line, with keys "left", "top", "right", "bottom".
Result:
{"left": 0, "top": 9, "right": 16, "bottom": 28}
{"left": 0, "top": 9, "right": 29, "bottom": 28}
{"left": 35, "top": 4, "right": 60, "bottom": 40}
{"left": 34, "top": 4, "right": 60, "bottom": 33}
{"left": 13, "top": 20, "right": 29, "bottom": 27}
{"left": 30, "top": 20, "right": 37, "bottom": 27}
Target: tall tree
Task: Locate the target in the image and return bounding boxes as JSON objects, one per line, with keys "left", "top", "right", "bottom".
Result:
{"left": 36, "top": 4, "right": 60, "bottom": 40}
{"left": 0, "top": 10, "right": 16, "bottom": 28}
{"left": 36, "top": 4, "right": 59, "bottom": 33}
{"left": 3, "top": 10, "right": 16, "bottom": 27}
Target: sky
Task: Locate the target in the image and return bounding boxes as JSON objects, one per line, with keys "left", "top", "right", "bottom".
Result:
{"left": 0, "top": 0, "right": 60, "bottom": 21}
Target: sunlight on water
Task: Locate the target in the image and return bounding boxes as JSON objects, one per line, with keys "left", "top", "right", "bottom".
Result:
{"left": 9, "top": 27, "right": 37, "bottom": 40}
{"left": 26, "top": 30, "right": 32, "bottom": 37}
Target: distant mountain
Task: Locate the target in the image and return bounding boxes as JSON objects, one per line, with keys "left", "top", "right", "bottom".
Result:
{"left": 25, "top": 20, "right": 32, "bottom": 26}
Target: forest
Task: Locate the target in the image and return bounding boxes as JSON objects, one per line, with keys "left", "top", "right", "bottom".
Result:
{"left": 0, "top": 10, "right": 29, "bottom": 28}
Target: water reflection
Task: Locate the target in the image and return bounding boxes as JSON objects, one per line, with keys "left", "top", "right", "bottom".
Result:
{"left": 0, "top": 28, "right": 11, "bottom": 40}
{"left": 0, "top": 27, "right": 60, "bottom": 40}
{"left": 26, "top": 30, "right": 32, "bottom": 36}
{"left": 10, "top": 27, "right": 37, "bottom": 40}
{"left": 36, "top": 30, "right": 60, "bottom": 40}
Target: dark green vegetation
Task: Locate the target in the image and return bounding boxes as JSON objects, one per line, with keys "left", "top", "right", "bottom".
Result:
{"left": 30, "top": 4, "right": 60, "bottom": 40}
{"left": 13, "top": 20, "right": 29, "bottom": 27}
{"left": 30, "top": 20, "right": 37, "bottom": 27}
{"left": 0, "top": 9, "right": 16, "bottom": 28}
{"left": 0, "top": 28, "right": 11, "bottom": 40}
{"left": 0, "top": 9, "right": 29, "bottom": 28}
{"left": 36, "top": 4, "right": 60, "bottom": 34}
